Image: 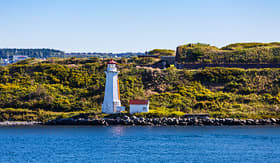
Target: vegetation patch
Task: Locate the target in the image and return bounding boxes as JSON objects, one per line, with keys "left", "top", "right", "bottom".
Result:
{"left": 176, "top": 42, "right": 280, "bottom": 64}
{"left": 0, "top": 57, "right": 280, "bottom": 120}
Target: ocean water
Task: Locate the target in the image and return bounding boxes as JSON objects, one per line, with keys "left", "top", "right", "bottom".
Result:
{"left": 0, "top": 126, "right": 280, "bottom": 163}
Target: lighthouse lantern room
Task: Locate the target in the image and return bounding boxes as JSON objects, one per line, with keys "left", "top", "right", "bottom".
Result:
{"left": 102, "top": 59, "right": 123, "bottom": 113}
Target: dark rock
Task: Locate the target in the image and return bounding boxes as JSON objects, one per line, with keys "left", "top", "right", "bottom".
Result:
{"left": 259, "top": 119, "right": 267, "bottom": 125}
{"left": 265, "top": 119, "right": 272, "bottom": 124}
{"left": 124, "top": 119, "right": 134, "bottom": 125}
{"left": 254, "top": 119, "right": 259, "bottom": 125}
{"left": 152, "top": 118, "right": 160, "bottom": 125}
{"left": 246, "top": 119, "right": 254, "bottom": 125}
{"left": 276, "top": 119, "right": 280, "bottom": 124}
{"left": 202, "top": 119, "right": 213, "bottom": 125}
{"left": 92, "top": 120, "right": 100, "bottom": 125}
{"left": 123, "top": 115, "right": 130, "bottom": 120}
{"left": 44, "top": 116, "right": 280, "bottom": 126}
{"left": 131, "top": 116, "right": 137, "bottom": 120}
{"left": 270, "top": 118, "right": 277, "bottom": 123}
{"left": 133, "top": 118, "right": 141, "bottom": 125}
{"left": 78, "top": 118, "right": 91, "bottom": 125}
{"left": 179, "top": 122, "right": 187, "bottom": 126}
{"left": 106, "top": 119, "right": 118, "bottom": 125}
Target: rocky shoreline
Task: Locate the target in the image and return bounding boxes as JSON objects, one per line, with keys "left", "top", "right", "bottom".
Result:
{"left": 2, "top": 117, "right": 280, "bottom": 126}
{"left": 45, "top": 116, "right": 280, "bottom": 126}
{"left": 0, "top": 121, "right": 42, "bottom": 126}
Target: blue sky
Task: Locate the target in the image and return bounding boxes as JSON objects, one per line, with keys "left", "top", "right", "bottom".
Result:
{"left": 0, "top": 0, "right": 279, "bottom": 52}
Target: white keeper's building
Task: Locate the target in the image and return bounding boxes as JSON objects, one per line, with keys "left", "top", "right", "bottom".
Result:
{"left": 129, "top": 99, "right": 149, "bottom": 114}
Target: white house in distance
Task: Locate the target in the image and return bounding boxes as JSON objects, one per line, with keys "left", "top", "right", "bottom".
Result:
{"left": 13, "top": 55, "right": 29, "bottom": 63}
{"left": 102, "top": 59, "right": 124, "bottom": 114}
{"left": 129, "top": 99, "right": 149, "bottom": 114}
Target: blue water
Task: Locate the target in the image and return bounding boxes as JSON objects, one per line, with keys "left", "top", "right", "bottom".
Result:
{"left": 0, "top": 126, "right": 280, "bottom": 163}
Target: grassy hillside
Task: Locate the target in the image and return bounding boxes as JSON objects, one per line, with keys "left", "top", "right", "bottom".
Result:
{"left": 148, "top": 49, "right": 175, "bottom": 56}
{"left": 176, "top": 42, "right": 280, "bottom": 64}
{"left": 0, "top": 57, "right": 280, "bottom": 121}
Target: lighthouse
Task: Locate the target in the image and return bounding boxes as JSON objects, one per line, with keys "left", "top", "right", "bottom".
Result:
{"left": 102, "top": 59, "right": 123, "bottom": 113}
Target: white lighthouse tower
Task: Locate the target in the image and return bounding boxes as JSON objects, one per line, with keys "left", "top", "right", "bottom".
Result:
{"left": 102, "top": 59, "right": 122, "bottom": 113}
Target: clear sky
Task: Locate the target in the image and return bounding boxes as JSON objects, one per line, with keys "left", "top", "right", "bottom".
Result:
{"left": 0, "top": 0, "right": 279, "bottom": 52}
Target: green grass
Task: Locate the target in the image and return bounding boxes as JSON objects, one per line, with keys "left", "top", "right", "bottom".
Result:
{"left": 176, "top": 42, "right": 280, "bottom": 64}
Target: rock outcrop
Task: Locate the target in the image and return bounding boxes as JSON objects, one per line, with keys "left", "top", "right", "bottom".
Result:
{"left": 45, "top": 117, "right": 280, "bottom": 126}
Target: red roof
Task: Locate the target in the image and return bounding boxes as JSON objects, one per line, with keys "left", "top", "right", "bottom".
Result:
{"left": 130, "top": 99, "right": 149, "bottom": 105}
{"left": 108, "top": 59, "right": 117, "bottom": 64}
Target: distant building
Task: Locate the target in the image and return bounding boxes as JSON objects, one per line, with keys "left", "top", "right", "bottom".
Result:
{"left": 129, "top": 99, "right": 149, "bottom": 114}
{"left": 1, "top": 58, "right": 10, "bottom": 65}
{"left": 13, "top": 55, "right": 29, "bottom": 63}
